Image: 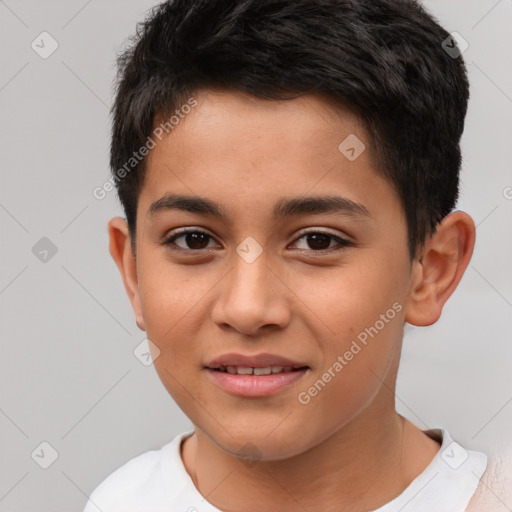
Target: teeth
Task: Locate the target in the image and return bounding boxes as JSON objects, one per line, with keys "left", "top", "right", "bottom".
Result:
{"left": 253, "top": 367, "right": 272, "bottom": 375}
{"left": 216, "top": 366, "right": 301, "bottom": 375}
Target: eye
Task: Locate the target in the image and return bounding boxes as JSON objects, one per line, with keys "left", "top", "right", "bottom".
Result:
{"left": 162, "top": 228, "right": 353, "bottom": 254}
{"left": 162, "top": 228, "right": 219, "bottom": 251}
{"left": 290, "top": 230, "right": 353, "bottom": 252}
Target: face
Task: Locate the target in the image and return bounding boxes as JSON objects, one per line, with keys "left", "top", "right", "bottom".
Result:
{"left": 130, "top": 90, "right": 414, "bottom": 460}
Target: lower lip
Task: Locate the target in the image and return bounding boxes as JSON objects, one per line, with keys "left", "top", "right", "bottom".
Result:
{"left": 205, "top": 368, "right": 308, "bottom": 397}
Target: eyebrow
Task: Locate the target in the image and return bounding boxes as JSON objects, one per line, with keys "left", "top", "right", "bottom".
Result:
{"left": 147, "top": 193, "right": 370, "bottom": 221}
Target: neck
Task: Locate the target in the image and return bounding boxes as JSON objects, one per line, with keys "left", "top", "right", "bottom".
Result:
{"left": 181, "top": 410, "right": 440, "bottom": 512}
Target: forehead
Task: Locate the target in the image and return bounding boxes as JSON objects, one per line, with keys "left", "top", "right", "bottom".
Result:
{"left": 140, "top": 89, "right": 400, "bottom": 224}
{"left": 152, "top": 89, "right": 366, "bottom": 158}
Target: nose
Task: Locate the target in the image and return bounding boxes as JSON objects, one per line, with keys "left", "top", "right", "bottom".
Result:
{"left": 211, "top": 252, "right": 291, "bottom": 336}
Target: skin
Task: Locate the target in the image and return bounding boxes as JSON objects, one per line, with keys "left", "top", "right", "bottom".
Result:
{"left": 108, "top": 89, "right": 476, "bottom": 511}
{"left": 466, "top": 443, "right": 512, "bottom": 510}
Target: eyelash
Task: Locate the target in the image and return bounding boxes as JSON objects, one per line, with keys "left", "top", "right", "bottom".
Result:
{"left": 162, "top": 228, "right": 354, "bottom": 254}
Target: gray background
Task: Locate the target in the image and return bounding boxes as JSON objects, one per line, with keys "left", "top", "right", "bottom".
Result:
{"left": 0, "top": 1, "right": 511, "bottom": 511}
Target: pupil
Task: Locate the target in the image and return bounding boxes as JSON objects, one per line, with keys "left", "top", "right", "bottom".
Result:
{"left": 308, "top": 234, "right": 330, "bottom": 250}
{"left": 187, "top": 232, "right": 208, "bottom": 249}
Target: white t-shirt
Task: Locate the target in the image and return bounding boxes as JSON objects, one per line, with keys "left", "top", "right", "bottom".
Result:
{"left": 83, "top": 428, "right": 487, "bottom": 512}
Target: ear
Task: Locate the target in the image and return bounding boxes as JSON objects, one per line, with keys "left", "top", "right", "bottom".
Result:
{"left": 107, "top": 217, "right": 146, "bottom": 331}
{"left": 405, "top": 211, "right": 476, "bottom": 327}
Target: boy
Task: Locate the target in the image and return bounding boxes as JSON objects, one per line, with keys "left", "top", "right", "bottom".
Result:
{"left": 84, "top": 0, "right": 489, "bottom": 510}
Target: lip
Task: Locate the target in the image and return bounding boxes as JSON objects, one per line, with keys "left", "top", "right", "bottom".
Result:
{"left": 204, "top": 353, "right": 310, "bottom": 397}
{"left": 205, "top": 367, "right": 309, "bottom": 397}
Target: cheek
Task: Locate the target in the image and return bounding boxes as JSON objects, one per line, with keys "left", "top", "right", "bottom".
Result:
{"left": 307, "top": 255, "right": 406, "bottom": 337}
{"left": 137, "top": 251, "right": 211, "bottom": 340}
{"left": 298, "top": 261, "right": 405, "bottom": 409}
{"left": 145, "top": 284, "right": 208, "bottom": 411}
{"left": 137, "top": 273, "right": 207, "bottom": 399}
{"left": 295, "top": 310, "right": 403, "bottom": 447}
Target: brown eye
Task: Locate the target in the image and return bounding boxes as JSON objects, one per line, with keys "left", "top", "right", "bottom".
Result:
{"left": 163, "top": 230, "right": 218, "bottom": 250}
{"left": 305, "top": 233, "right": 332, "bottom": 250}
{"left": 291, "top": 231, "right": 352, "bottom": 252}
{"left": 183, "top": 232, "right": 210, "bottom": 249}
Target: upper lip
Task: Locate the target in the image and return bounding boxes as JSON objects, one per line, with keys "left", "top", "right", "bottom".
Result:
{"left": 205, "top": 353, "right": 309, "bottom": 369}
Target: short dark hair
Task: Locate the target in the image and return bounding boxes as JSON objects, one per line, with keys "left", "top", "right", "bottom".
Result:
{"left": 110, "top": 0, "right": 469, "bottom": 258}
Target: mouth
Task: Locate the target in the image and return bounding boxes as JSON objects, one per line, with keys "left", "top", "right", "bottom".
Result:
{"left": 204, "top": 353, "right": 310, "bottom": 397}
{"left": 205, "top": 352, "right": 309, "bottom": 370}
{"left": 208, "top": 365, "right": 308, "bottom": 375}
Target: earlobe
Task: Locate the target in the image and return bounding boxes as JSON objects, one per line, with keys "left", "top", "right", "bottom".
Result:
{"left": 405, "top": 211, "right": 476, "bottom": 327}
{"left": 107, "top": 217, "right": 146, "bottom": 331}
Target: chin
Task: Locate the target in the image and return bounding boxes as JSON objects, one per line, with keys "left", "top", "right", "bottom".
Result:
{"left": 202, "top": 421, "right": 317, "bottom": 463}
